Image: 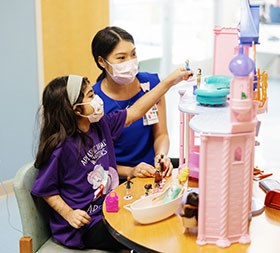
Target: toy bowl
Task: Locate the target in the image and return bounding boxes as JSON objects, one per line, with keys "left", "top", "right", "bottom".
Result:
{"left": 124, "top": 189, "right": 184, "bottom": 224}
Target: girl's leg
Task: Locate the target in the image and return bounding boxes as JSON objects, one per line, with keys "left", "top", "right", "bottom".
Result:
{"left": 82, "top": 219, "right": 129, "bottom": 251}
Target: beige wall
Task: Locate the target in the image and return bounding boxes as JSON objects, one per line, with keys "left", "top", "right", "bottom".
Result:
{"left": 40, "top": 0, "right": 109, "bottom": 85}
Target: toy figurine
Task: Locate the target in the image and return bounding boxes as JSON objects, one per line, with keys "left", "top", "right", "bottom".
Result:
{"left": 160, "top": 161, "right": 166, "bottom": 173}
{"left": 180, "top": 192, "right": 199, "bottom": 233}
{"left": 154, "top": 154, "right": 166, "bottom": 191}
{"left": 155, "top": 153, "right": 165, "bottom": 171}
{"left": 155, "top": 153, "right": 168, "bottom": 180}
{"left": 185, "top": 59, "right": 191, "bottom": 71}
{"left": 185, "top": 59, "right": 196, "bottom": 93}
{"left": 178, "top": 166, "right": 189, "bottom": 187}
{"left": 154, "top": 170, "right": 163, "bottom": 190}
{"left": 144, "top": 183, "right": 153, "bottom": 196}
{"left": 196, "top": 68, "right": 202, "bottom": 88}
{"left": 124, "top": 176, "right": 133, "bottom": 200}
{"left": 185, "top": 59, "right": 193, "bottom": 77}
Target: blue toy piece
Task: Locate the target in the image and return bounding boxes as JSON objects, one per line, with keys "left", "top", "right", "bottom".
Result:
{"left": 240, "top": 0, "right": 259, "bottom": 45}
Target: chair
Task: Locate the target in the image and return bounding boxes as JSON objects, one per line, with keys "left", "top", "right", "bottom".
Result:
{"left": 13, "top": 162, "right": 117, "bottom": 253}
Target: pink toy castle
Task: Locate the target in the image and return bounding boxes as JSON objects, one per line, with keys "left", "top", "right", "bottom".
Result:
{"left": 194, "top": 45, "right": 259, "bottom": 247}
{"left": 178, "top": 0, "right": 268, "bottom": 248}
{"left": 213, "top": 27, "right": 239, "bottom": 76}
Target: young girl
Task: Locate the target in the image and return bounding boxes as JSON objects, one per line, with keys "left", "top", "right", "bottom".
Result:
{"left": 32, "top": 69, "right": 192, "bottom": 250}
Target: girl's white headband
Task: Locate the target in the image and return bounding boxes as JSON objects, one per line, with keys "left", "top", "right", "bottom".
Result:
{"left": 66, "top": 75, "right": 83, "bottom": 106}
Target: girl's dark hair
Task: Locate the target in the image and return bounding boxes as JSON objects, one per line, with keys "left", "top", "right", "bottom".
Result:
{"left": 34, "top": 76, "right": 88, "bottom": 169}
{"left": 91, "top": 26, "right": 134, "bottom": 82}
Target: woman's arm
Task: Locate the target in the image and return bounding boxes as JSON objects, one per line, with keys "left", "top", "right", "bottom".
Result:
{"left": 43, "top": 195, "right": 91, "bottom": 229}
{"left": 152, "top": 95, "right": 174, "bottom": 176}
{"left": 125, "top": 67, "right": 192, "bottom": 127}
{"left": 152, "top": 95, "right": 169, "bottom": 156}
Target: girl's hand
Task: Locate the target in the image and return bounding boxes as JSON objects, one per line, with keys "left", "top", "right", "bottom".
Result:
{"left": 65, "top": 209, "right": 91, "bottom": 229}
{"left": 132, "top": 162, "right": 156, "bottom": 177}
{"left": 163, "top": 67, "right": 194, "bottom": 87}
{"left": 154, "top": 154, "right": 173, "bottom": 177}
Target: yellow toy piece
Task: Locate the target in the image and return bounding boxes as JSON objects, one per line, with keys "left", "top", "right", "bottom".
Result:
{"left": 253, "top": 68, "right": 268, "bottom": 112}
{"left": 178, "top": 166, "right": 190, "bottom": 185}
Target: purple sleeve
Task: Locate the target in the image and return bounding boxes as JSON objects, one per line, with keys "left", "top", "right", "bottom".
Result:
{"left": 31, "top": 152, "right": 60, "bottom": 197}
{"left": 105, "top": 109, "right": 127, "bottom": 141}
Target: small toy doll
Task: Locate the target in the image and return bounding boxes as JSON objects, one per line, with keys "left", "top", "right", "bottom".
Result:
{"left": 196, "top": 68, "right": 202, "bottom": 88}
{"left": 178, "top": 166, "right": 189, "bottom": 187}
{"left": 154, "top": 170, "right": 163, "bottom": 190}
{"left": 124, "top": 176, "right": 133, "bottom": 200}
{"left": 180, "top": 192, "right": 199, "bottom": 233}
{"left": 144, "top": 183, "right": 153, "bottom": 196}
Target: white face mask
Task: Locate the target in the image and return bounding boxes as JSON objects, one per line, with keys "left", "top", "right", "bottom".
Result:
{"left": 76, "top": 95, "right": 104, "bottom": 123}
{"left": 105, "top": 58, "right": 138, "bottom": 85}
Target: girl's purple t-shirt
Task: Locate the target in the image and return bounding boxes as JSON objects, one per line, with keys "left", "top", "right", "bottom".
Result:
{"left": 32, "top": 110, "right": 126, "bottom": 249}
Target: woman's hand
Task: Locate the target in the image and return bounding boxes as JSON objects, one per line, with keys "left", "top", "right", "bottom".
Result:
{"left": 154, "top": 154, "right": 173, "bottom": 177}
{"left": 65, "top": 209, "right": 91, "bottom": 229}
{"left": 132, "top": 162, "right": 156, "bottom": 178}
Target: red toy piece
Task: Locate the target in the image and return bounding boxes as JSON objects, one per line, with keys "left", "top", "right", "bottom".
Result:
{"left": 264, "top": 189, "right": 280, "bottom": 210}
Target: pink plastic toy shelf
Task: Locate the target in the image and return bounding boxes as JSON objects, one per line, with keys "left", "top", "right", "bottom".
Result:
{"left": 177, "top": 0, "right": 268, "bottom": 248}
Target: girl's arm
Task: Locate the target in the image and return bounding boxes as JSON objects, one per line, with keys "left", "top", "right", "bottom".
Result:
{"left": 43, "top": 195, "right": 91, "bottom": 229}
{"left": 125, "top": 67, "right": 192, "bottom": 127}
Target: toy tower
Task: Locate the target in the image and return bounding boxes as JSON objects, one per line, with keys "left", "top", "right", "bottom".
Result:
{"left": 194, "top": 0, "right": 262, "bottom": 248}
{"left": 195, "top": 44, "right": 259, "bottom": 248}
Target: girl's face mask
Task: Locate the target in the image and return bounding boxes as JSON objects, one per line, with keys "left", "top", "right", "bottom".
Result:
{"left": 105, "top": 58, "right": 138, "bottom": 85}
{"left": 76, "top": 95, "right": 104, "bottom": 123}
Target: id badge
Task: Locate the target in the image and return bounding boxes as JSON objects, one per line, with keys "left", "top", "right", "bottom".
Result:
{"left": 140, "top": 82, "right": 159, "bottom": 125}
{"left": 143, "top": 105, "right": 159, "bottom": 126}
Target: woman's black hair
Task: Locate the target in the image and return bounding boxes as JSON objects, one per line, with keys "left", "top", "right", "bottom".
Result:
{"left": 34, "top": 76, "right": 89, "bottom": 169}
{"left": 91, "top": 26, "right": 134, "bottom": 82}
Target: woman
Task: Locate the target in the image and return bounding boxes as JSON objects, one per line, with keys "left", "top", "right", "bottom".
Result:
{"left": 91, "top": 26, "right": 181, "bottom": 181}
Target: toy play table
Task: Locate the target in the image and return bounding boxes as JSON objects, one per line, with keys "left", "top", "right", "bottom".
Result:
{"left": 102, "top": 169, "right": 280, "bottom": 253}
